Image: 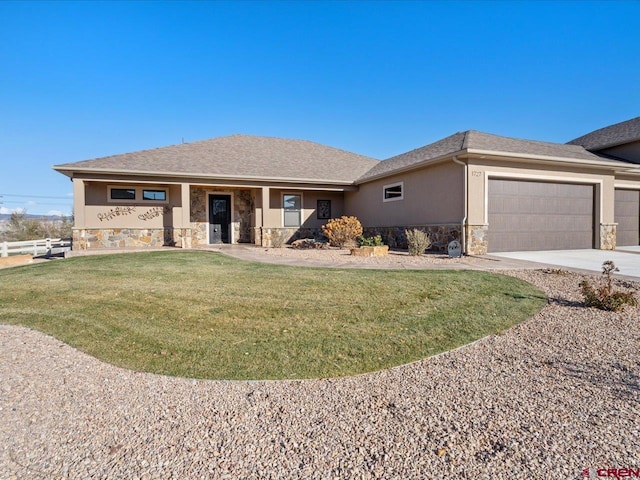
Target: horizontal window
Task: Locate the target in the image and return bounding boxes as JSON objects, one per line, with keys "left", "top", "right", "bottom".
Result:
{"left": 110, "top": 188, "right": 136, "bottom": 200}
{"left": 383, "top": 182, "right": 404, "bottom": 202}
{"left": 108, "top": 186, "right": 169, "bottom": 203}
{"left": 143, "top": 189, "right": 167, "bottom": 201}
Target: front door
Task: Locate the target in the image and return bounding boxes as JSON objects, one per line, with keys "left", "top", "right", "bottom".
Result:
{"left": 209, "top": 194, "right": 231, "bottom": 244}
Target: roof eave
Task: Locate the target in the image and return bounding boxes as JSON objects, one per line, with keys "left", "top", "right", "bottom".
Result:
{"left": 356, "top": 150, "right": 466, "bottom": 184}
{"left": 466, "top": 148, "right": 635, "bottom": 169}
{"left": 52, "top": 165, "right": 358, "bottom": 186}
{"left": 586, "top": 137, "right": 640, "bottom": 152}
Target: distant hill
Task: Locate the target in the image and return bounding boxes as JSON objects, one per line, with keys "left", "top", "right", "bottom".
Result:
{"left": 0, "top": 213, "right": 68, "bottom": 221}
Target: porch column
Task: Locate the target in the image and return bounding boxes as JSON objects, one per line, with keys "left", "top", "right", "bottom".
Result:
{"left": 180, "top": 183, "right": 192, "bottom": 248}
{"left": 261, "top": 187, "right": 269, "bottom": 227}
{"left": 72, "top": 178, "right": 85, "bottom": 227}
{"left": 71, "top": 178, "right": 86, "bottom": 250}
{"left": 256, "top": 187, "right": 270, "bottom": 246}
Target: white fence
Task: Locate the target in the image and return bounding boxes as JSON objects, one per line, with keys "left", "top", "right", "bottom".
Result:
{"left": 0, "top": 238, "right": 72, "bottom": 258}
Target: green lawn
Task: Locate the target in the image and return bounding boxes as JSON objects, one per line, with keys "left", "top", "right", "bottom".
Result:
{"left": 0, "top": 251, "right": 546, "bottom": 380}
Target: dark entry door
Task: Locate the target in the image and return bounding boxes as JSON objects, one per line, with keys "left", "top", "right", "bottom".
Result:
{"left": 209, "top": 194, "right": 231, "bottom": 244}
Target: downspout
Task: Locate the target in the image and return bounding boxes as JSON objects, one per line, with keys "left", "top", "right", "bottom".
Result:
{"left": 451, "top": 156, "right": 467, "bottom": 255}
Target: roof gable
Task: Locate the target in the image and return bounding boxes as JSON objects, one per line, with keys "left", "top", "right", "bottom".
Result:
{"left": 357, "top": 130, "right": 607, "bottom": 183}
{"left": 54, "top": 135, "right": 380, "bottom": 184}
{"left": 567, "top": 116, "right": 640, "bottom": 151}
{"left": 357, "top": 132, "right": 467, "bottom": 182}
{"left": 464, "top": 130, "right": 602, "bottom": 160}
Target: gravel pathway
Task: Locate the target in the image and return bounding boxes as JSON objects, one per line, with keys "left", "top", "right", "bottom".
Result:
{"left": 1, "top": 268, "right": 639, "bottom": 479}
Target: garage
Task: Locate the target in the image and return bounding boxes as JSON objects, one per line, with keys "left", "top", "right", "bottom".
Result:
{"left": 614, "top": 189, "right": 640, "bottom": 246}
{"left": 488, "top": 179, "right": 594, "bottom": 252}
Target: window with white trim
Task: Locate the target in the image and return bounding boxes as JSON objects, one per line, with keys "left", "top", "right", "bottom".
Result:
{"left": 283, "top": 193, "right": 302, "bottom": 227}
{"left": 383, "top": 182, "right": 404, "bottom": 202}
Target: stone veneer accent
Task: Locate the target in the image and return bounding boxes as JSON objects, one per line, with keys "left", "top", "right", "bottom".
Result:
{"left": 362, "top": 224, "right": 462, "bottom": 252}
{"left": 599, "top": 223, "right": 616, "bottom": 250}
{"left": 466, "top": 225, "right": 488, "bottom": 256}
{"left": 256, "top": 227, "right": 325, "bottom": 247}
{"left": 190, "top": 187, "right": 255, "bottom": 245}
{"left": 72, "top": 228, "right": 178, "bottom": 250}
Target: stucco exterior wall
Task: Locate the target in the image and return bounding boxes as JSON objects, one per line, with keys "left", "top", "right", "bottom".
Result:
{"left": 79, "top": 182, "right": 183, "bottom": 230}
{"left": 263, "top": 189, "right": 344, "bottom": 228}
{"left": 614, "top": 174, "right": 640, "bottom": 190}
{"left": 600, "top": 140, "right": 640, "bottom": 163}
{"left": 345, "top": 161, "right": 464, "bottom": 227}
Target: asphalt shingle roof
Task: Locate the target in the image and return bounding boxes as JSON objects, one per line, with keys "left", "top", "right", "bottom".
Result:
{"left": 567, "top": 116, "right": 640, "bottom": 151}
{"left": 54, "top": 135, "right": 380, "bottom": 184}
{"left": 357, "top": 130, "right": 607, "bottom": 182}
{"left": 55, "top": 128, "right": 637, "bottom": 187}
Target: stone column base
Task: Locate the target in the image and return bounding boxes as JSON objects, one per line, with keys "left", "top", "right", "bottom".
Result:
{"left": 600, "top": 223, "right": 616, "bottom": 250}
{"left": 173, "top": 228, "right": 192, "bottom": 249}
{"left": 466, "top": 225, "right": 488, "bottom": 255}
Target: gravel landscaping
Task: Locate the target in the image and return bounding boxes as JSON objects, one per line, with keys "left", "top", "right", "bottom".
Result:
{"left": 213, "top": 245, "right": 490, "bottom": 270}
{"left": 1, "top": 264, "right": 639, "bottom": 479}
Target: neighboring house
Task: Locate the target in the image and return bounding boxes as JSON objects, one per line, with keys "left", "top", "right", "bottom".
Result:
{"left": 53, "top": 116, "right": 640, "bottom": 255}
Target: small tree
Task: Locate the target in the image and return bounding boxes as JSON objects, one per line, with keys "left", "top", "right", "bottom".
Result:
{"left": 2, "top": 211, "right": 73, "bottom": 242}
{"left": 5, "top": 211, "right": 40, "bottom": 241}
{"left": 321, "top": 216, "right": 363, "bottom": 248}
{"left": 579, "top": 261, "right": 638, "bottom": 312}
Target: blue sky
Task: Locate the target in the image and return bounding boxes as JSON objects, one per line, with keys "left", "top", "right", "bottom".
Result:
{"left": 1, "top": 0, "right": 638, "bottom": 216}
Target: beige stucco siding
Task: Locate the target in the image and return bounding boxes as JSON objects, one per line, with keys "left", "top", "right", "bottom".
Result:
{"left": 466, "top": 158, "right": 616, "bottom": 228}
{"left": 264, "top": 189, "right": 344, "bottom": 228}
{"left": 346, "top": 161, "right": 464, "bottom": 227}
{"left": 614, "top": 174, "right": 640, "bottom": 190}
{"left": 77, "top": 181, "right": 182, "bottom": 229}
{"left": 600, "top": 140, "right": 640, "bottom": 163}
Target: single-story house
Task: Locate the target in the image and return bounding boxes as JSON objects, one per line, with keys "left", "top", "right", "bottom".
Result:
{"left": 53, "top": 116, "right": 640, "bottom": 255}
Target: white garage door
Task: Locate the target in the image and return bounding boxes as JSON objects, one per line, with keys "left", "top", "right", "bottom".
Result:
{"left": 488, "top": 179, "right": 594, "bottom": 253}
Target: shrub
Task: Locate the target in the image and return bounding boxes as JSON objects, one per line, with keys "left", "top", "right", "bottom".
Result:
{"left": 358, "top": 235, "right": 384, "bottom": 247}
{"left": 579, "top": 260, "right": 638, "bottom": 312}
{"left": 405, "top": 228, "right": 432, "bottom": 256}
{"left": 270, "top": 230, "right": 286, "bottom": 248}
{"left": 321, "top": 216, "right": 363, "bottom": 248}
{"left": 291, "top": 238, "right": 328, "bottom": 249}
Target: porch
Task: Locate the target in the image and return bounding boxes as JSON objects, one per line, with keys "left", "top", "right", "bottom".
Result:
{"left": 70, "top": 179, "right": 345, "bottom": 250}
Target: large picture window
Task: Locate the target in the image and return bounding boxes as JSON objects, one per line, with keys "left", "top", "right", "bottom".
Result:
{"left": 283, "top": 194, "right": 302, "bottom": 227}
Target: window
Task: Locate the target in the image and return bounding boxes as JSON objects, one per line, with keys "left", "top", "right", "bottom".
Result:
{"left": 110, "top": 188, "right": 136, "bottom": 200}
{"left": 317, "top": 199, "right": 331, "bottom": 219}
{"left": 283, "top": 194, "right": 302, "bottom": 227}
{"left": 143, "top": 189, "right": 167, "bottom": 201}
{"left": 108, "top": 186, "right": 169, "bottom": 203}
{"left": 383, "top": 182, "right": 404, "bottom": 202}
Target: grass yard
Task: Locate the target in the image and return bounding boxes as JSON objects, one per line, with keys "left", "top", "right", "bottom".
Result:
{"left": 0, "top": 251, "right": 546, "bottom": 380}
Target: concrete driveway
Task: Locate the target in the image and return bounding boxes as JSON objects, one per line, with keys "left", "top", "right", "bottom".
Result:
{"left": 490, "top": 248, "right": 640, "bottom": 278}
